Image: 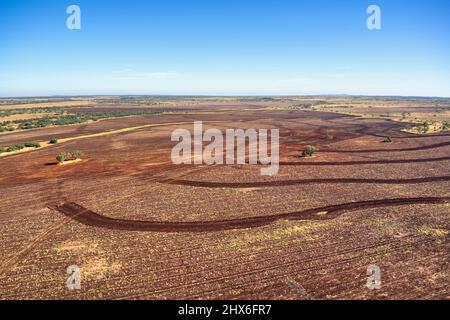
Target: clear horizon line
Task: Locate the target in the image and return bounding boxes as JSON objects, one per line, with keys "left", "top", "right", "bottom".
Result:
{"left": 1, "top": 93, "right": 449, "bottom": 99}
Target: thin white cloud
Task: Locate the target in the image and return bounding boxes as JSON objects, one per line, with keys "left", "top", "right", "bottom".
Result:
{"left": 281, "top": 76, "right": 310, "bottom": 83}
{"left": 106, "top": 69, "right": 181, "bottom": 81}
{"left": 142, "top": 71, "right": 180, "bottom": 79}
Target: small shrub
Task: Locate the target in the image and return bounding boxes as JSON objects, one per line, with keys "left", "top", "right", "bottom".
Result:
{"left": 0, "top": 147, "right": 5, "bottom": 154}
{"left": 400, "top": 112, "right": 408, "bottom": 121}
{"left": 56, "top": 152, "right": 67, "bottom": 163}
{"left": 301, "top": 146, "right": 318, "bottom": 157}
{"left": 24, "top": 142, "right": 41, "bottom": 148}
{"left": 6, "top": 144, "right": 25, "bottom": 152}
{"left": 70, "top": 150, "right": 82, "bottom": 159}
{"left": 49, "top": 138, "right": 58, "bottom": 144}
{"left": 442, "top": 122, "right": 449, "bottom": 130}
{"left": 56, "top": 150, "right": 82, "bottom": 163}
{"left": 324, "top": 133, "right": 333, "bottom": 140}
{"left": 383, "top": 136, "right": 393, "bottom": 143}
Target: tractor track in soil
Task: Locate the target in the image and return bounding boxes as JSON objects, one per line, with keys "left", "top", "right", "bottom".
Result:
{"left": 279, "top": 156, "right": 450, "bottom": 166}
{"left": 157, "top": 175, "right": 450, "bottom": 188}
{"left": 320, "top": 141, "right": 450, "bottom": 153}
{"left": 51, "top": 197, "right": 450, "bottom": 233}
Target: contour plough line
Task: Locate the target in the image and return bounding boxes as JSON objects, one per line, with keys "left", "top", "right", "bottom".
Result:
{"left": 52, "top": 197, "right": 450, "bottom": 233}
{"left": 320, "top": 141, "right": 450, "bottom": 153}
{"left": 158, "top": 176, "right": 450, "bottom": 188}
{"left": 279, "top": 156, "right": 450, "bottom": 166}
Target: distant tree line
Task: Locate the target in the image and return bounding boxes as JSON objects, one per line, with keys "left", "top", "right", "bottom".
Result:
{"left": 0, "top": 109, "right": 169, "bottom": 132}
{"left": 0, "top": 106, "right": 85, "bottom": 118}
{"left": 0, "top": 142, "right": 41, "bottom": 154}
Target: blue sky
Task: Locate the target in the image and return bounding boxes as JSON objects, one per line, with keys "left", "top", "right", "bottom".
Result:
{"left": 0, "top": 0, "right": 449, "bottom": 97}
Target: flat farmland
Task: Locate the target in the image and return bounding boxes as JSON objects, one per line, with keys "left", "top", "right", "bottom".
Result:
{"left": 0, "top": 98, "right": 449, "bottom": 300}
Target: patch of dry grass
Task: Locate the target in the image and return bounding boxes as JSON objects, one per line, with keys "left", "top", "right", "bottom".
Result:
{"left": 418, "top": 226, "right": 448, "bottom": 238}
{"left": 228, "top": 220, "right": 327, "bottom": 250}
{"left": 55, "top": 240, "right": 100, "bottom": 254}
{"left": 81, "top": 257, "right": 122, "bottom": 280}
{"left": 0, "top": 113, "right": 57, "bottom": 122}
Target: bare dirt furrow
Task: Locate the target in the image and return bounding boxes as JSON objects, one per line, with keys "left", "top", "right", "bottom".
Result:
{"left": 321, "top": 140, "right": 450, "bottom": 153}
{"left": 52, "top": 198, "right": 450, "bottom": 232}
{"left": 159, "top": 176, "right": 450, "bottom": 188}
{"left": 279, "top": 156, "right": 450, "bottom": 166}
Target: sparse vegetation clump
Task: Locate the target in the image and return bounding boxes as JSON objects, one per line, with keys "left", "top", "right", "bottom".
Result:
{"left": 421, "top": 122, "right": 430, "bottom": 133}
{"left": 404, "top": 119, "right": 450, "bottom": 134}
{"left": 6, "top": 144, "right": 26, "bottom": 152}
{"left": 0, "top": 142, "right": 40, "bottom": 154}
{"left": 49, "top": 138, "right": 58, "bottom": 144}
{"left": 56, "top": 152, "right": 66, "bottom": 163}
{"left": 301, "top": 146, "right": 318, "bottom": 157}
{"left": 71, "top": 150, "right": 82, "bottom": 159}
{"left": 0, "top": 106, "right": 82, "bottom": 118}
{"left": 324, "top": 133, "right": 334, "bottom": 140}
{"left": 0, "top": 109, "right": 169, "bottom": 132}
{"left": 383, "top": 136, "right": 393, "bottom": 143}
{"left": 57, "top": 150, "right": 82, "bottom": 164}
{"left": 24, "top": 142, "right": 41, "bottom": 148}
{"left": 0, "top": 125, "right": 16, "bottom": 132}
{"left": 290, "top": 103, "right": 314, "bottom": 109}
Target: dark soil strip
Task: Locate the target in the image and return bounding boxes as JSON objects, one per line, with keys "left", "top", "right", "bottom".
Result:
{"left": 321, "top": 141, "right": 450, "bottom": 153}
{"left": 371, "top": 132, "right": 450, "bottom": 139}
{"left": 160, "top": 176, "right": 450, "bottom": 188}
{"left": 280, "top": 156, "right": 450, "bottom": 166}
{"left": 52, "top": 197, "right": 450, "bottom": 233}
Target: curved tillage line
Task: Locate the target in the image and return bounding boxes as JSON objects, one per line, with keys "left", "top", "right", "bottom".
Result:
{"left": 371, "top": 132, "right": 450, "bottom": 139}
{"left": 321, "top": 141, "right": 450, "bottom": 153}
{"left": 53, "top": 197, "right": 450, "bottom": 233}
{"left": 279, "top": 156, "right": 450, "bottom": 166}
{"left": 158, "top": 176, "right": 450, "bottom": 188}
